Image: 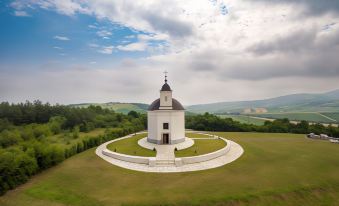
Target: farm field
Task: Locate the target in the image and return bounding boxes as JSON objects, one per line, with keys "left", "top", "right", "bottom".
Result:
{"left": 1, "top": 132, "right": 339, "bottom": 206}
{"left": 321, "top": 112, "right": 339, "bottom": 122}
{"left": 218, "top": 114, "right": 267, "bottom": 125}
{"left": 250, "top": 112, "right": 337, "bottom": 124}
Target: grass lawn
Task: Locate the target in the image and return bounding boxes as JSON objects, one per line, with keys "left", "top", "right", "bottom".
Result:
{"left": 175, "top": 139, "right": 226, "bottom": 157}
{"left": 218, "top": 114, "right": 267, "bottom": 126}
{"left": 2, "top": 132, "right": 339, "bottom": 206}
{"left": 106, "top": 133, "right": 156, "bottom": 157}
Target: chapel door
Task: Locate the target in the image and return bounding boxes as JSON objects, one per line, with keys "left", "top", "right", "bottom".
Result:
{"left": 162, "top": 133, "right": 169, "bottom": 144}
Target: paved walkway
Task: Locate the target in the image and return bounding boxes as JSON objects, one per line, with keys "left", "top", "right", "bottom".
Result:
{"left": 95, "top": 133, "right": 244, "bottom": 173}
{"left": 138, "top": 137, "right": 194, "bottom": 150}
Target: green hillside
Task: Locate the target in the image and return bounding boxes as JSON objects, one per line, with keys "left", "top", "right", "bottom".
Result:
{"left": 2, "top": 132, "right": 339, "bottom": 206}
{"left": 70, "top": 102, "right": 149, "bottom": 114}
{"left": 186, "top": 89, "right": 339, "bottom": 114}
{"left": 250, "top": 112, "right": 337, "bottom": 124}
{"left": 218, "top": 114, "right": 267, "bottom": 126}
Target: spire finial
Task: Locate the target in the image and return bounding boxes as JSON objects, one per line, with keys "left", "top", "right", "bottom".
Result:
{"left": 164, "top": 70, "right": 168, "bottom": 83}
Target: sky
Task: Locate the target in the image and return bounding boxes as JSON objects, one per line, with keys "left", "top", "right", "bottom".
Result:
{"left": 0, "top": 0, "right": 339, "bottom": 105}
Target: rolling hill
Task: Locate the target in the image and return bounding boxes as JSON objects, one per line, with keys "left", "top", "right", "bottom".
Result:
{"left": 70, "top": 102, "right": 149, "bottom": 114}
{"left": 186, "top": 89, "right": 339, "bottom": 114}
{"left": 69, "top": 90, "right": 339, "bottom": 123}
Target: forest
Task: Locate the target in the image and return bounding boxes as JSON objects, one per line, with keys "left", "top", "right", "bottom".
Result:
{"left": 0, "top": 101, "right": 146, "bottom": 195}
{"left": 186, "top": 112, "right": 339, "bottom": 137}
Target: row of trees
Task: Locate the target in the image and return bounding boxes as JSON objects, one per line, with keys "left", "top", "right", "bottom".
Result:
{"left": 0, "top": 101, "right": 146, "bottom": 195}
{"left": 186, "top": 113, "right": 339, "bottom": 137}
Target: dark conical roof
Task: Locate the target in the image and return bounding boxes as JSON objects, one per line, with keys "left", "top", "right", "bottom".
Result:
{"left": 161, "top": 83, "right": 172, "bottom": 91}
{"left": 148, "top": 98, "right": 185, "bottom": 111}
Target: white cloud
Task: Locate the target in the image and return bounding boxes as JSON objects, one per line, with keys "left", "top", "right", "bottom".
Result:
{"left": 116, "top": 42, "right": 147, "bottom": 52}
{"left": 98, "top": 46, "right": 114, "bottom": 54}
{"left": 54, "top": 35, "right": 70, "bottom": 41}
{"left": 53, "top": 46, "right": 62, "bottom": 50}
{"left": 88, "top": 24, "right": 97, "bottom": 29}
{"left": 14, "top": 10, "right": 30, "bottom": 17}
{"left": 96, "top": 30, "right": 112, "bottom": 37}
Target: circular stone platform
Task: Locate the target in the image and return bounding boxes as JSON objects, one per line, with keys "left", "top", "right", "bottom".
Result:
{"left": 95, "top": 132, "right": 244, "bottom": 173}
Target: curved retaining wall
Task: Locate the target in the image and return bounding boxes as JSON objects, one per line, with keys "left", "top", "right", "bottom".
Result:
{"left": 101, "top": 132, "right": 231, "bottom": 166}
{"left": 101, "top": 131, "right": 151, "bottom": 165}
{"left": 180, "top": 137, "right": 231, "bottom": 164}
{"left": 102, "top": 149, "right": 150, "bottom": 164}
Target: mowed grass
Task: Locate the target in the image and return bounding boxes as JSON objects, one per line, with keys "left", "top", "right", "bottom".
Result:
{"left": 175, "top": 139, "right": 226, "bottom": 157}
{"left": 106, "top": 133, "right": 155, "bottom": 157}
{"left": 218, "top": 114, "right": 267, "bottom": 125}
{"left": 2, "top": 132, "right": 339, "bottom": 205}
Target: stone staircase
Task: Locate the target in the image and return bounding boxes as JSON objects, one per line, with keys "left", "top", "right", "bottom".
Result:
{"left": 155, "top": 159, "right": 175, "bottom": 166}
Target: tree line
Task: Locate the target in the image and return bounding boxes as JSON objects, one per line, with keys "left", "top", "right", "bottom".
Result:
{"left": 186, "top": 113, "right": 339, "bottom": 137}
{"left": 0, "top": 101, "right": 146, "bottom": 195}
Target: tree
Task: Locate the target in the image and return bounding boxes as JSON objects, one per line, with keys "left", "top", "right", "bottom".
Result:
{"left": 128, "top": 110, "right": 139, "bottom": 118}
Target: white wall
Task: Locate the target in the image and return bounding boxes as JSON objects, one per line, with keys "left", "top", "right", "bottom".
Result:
{"left": 148, "top": 110, "right": 185, "bottom": 144}
{"left": 102, "top": 149, "right": 150, "bottom": 164}
{"left": 180, "top": 138, "right": 231, "bottom": 164}
{"left": 160, "top": 91, "right": 172, "bottom": 109}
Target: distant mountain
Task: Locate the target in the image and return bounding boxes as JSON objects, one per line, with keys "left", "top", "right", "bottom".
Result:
{"left": 186, "top": 89, "right": 339, "bottom": 114}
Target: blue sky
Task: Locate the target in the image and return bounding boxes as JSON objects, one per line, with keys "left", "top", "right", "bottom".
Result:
{"left": 0, "top": 0, "right": 339, "bottom": 104}
{"left": 0, "top": 0, "right": 165, "bottom": 71}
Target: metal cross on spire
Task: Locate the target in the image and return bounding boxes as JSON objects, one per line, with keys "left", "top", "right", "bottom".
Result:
{"left": 164, "top": 70, "right": 168, "bottom": 83}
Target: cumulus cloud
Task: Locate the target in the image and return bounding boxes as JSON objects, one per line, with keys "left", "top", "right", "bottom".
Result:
{"left": 97, "top": 46, "right": 114, "bottom": 54}
{"left": 247, "top": 0, "right": 339, "bottom": 16}
{"left": 116, "top": 42, "right": 147, "bottom": 52}
{"left": 53, "top": 35, "right": 70, "bottom": 41}
{"left": 14, "top": 10, "right": 30, "bottom": 17}
{"left": 96, "top": 30, "right": 112, "bottom": 38}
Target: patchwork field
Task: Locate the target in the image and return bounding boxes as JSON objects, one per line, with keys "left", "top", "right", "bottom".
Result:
{"left": 1, "top": 132, "right": 339, "bottom": 206}
{"left": 321, "top": 112, "right": 339, "bottom": 122}
{"left": 218, "top": 115, "right": 267, "bottom": 125}
{"left": 250, "top": 112, "right": 337, "bottom": 124}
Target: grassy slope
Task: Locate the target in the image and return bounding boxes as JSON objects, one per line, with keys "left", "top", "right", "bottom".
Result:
{"left": 72, "top": 103, "right": 147, "bottom": 114}
{"left": 106, "top": 133, "right": 155, "bottom": 157}
{"left": 321, "top": 112, "right": 339, "bottom": 122}
{"left": 175, "top": 139, "right": 226, "bottom": 157}
{"left": 251, "top": 112, "right": 337, "bottom": 123}
{"left": 218, "top": 114, "right": 267, "bottom": 126}
{"left": 1, "top": 133, "right": 339, "bottom": 205}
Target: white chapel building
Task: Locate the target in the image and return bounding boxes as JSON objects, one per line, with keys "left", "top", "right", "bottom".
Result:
{"left": 147, "top": 75, "right": 185, "bottom": 145}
